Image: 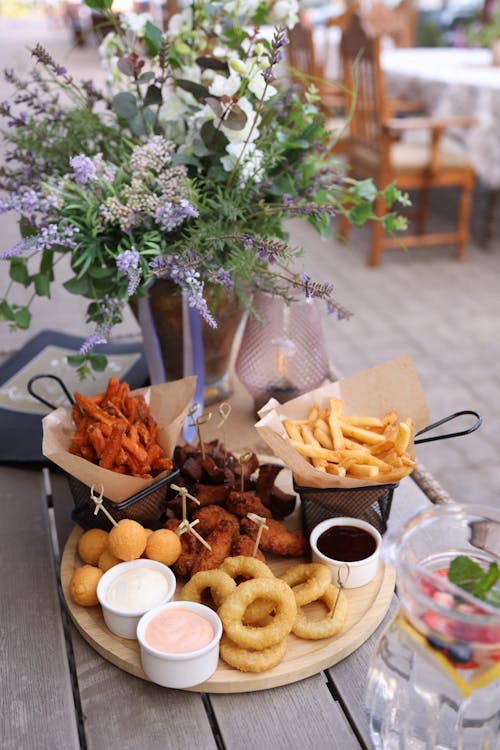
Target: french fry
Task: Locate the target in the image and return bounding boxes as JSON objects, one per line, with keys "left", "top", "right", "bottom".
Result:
{"left": 285, "top": 396, "right": 416, "bottom": 482}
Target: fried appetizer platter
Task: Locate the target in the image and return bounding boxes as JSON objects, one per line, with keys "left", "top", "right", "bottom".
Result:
{"left": 164, "top": 440, "right": 307, "bottom": 578}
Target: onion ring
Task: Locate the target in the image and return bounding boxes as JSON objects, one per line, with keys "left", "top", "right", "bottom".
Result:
{"left": 280, "top": 563, "right": 332, "bottom": 607}
{"left": 292, "top": 584, "right": 348, "bottom": 640}
{"left": 180, "top": 569, "right": 237, "bottom": 608}
{"left": 218, "top": 577, "right": 297, "bottom": 649}
{"left": 219, "top": 634, "right": 287, "bottom": 673}
{"left": 221, "top": 555, "right": 275, "bottom": 625}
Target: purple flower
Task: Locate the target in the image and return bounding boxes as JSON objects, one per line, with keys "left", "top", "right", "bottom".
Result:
{"left": 79, "top": 331, "right": 107, "bottom": 355}
{"left": 0, "top": 224, "right": 78, "bottom": 259}
{"left": 155, "top": 199, "right": 198, "bottom": 232}
{"left": 243, "top": 234, "right": 253, "bottom": 249}
{"left": 116, "top": 247, "right": 141, "bottom": 296}
{"left": 69, "top": 154, "right": 97, "bottom": 185}
{"left": 213, "top": 267, "right": 234, "bottom": 290}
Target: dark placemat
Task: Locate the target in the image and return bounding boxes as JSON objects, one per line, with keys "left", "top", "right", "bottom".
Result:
{"left": 0, "top": 330, "right": 148, "bottom": 466}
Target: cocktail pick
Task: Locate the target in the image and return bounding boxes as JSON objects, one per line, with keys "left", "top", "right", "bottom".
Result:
{"left": 246, "top": 512, "right": 269, "bottom": 558}
{"left": 238, "top": 450, "right": 253, "bottom": 495}
{"left": 170, "top": 483, "right": 212, "bottom": 550}
{"left": 90, "top": 484, "right": 118, "bottom": 528}
{"left": 177, "top": 518, "right": 212, "bottom": 551}
{"left": 217, "top": 402, "right": 231, "bottom": 455}
{"left": 331, "top": 564, "right": 349, "bottom": 619}
{"left": 188, "top": 404, "right": 212, "bottom": 460}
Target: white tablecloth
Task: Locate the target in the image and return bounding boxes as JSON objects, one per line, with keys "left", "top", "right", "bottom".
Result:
{"left": 382, "top": 47, "right": 500, "bottom": 189}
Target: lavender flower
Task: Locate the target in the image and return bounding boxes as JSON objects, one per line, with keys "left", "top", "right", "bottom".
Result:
{"left": 155, "top": 199, "right": 198, "bottom": 232}
{"left": 0, "top": 224, "right": 78, "bottom": 259}
{"left": 212, "top": 267, "right": 234, "bottom": 290}
{"left": 70, "top": 154, "right": 97, "bottom": 185}
{"left": 116, "top": 247, "right": 142, "bottom": 296}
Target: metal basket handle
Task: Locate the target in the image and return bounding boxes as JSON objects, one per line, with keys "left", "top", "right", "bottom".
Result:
{"left": 27, "top": 374, "right": 74, "bottom": 410}
{"left": 414, "top": 410, "right": 482, "bottom": 444}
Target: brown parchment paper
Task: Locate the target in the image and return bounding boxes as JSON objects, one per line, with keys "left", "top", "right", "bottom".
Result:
{"left": 42, "top": 376, "right": 197, "bottom": 503}
{"left": 255, "top": 355, "right": 430, "bottom": 488}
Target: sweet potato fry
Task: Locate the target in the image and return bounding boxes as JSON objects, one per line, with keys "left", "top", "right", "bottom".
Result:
{"left": 99, "top": 422, "right": 127, "bottom": 470}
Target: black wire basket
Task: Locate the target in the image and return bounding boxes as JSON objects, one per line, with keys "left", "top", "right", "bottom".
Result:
{"left": 295, "top": 410, "right": 482, "bottom": 536}
{"left": 69, "top": 469, "right": 180, "bottom": 531}
{"left": 27, "top": 373, "right": 180, "bottom": 531}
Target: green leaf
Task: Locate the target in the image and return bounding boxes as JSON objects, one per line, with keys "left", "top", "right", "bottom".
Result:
{"left": 143, "top": 84, "right": 163, "bottom": 107}
{"left": 473, "top": 562, "right": 499, "bottom": 599}
{"left": 200, "top": 120, "right": 228, "bottom": 151}
{"left": 349, "top": 203, "right": 373, "bottom": 227}
{"left": 0, "top": 300, "right": 15, "bottom": 322}
{"left": 171, "top": 152, "right": 203, "bottom": 168}
{"left": 176, "top": 79, "right": 210, "bottom": 101}
{"left": 83, "top": 0, "right": 113, "bottom": 11}
{"left": 89, "top": 353, "right": 108, "bottom": 372}
{"left": 144, "top": 21, "right": 162, "bottom": 56}
{"left": 13, "top": 306, "right": 31, "bottom": 329}
{"left": 40, "top": 249, "right": 54, "bottom": 278}
{"left": 112, "top": 92, "right": 138, "bottom": 120}
{"left": 33, "top": 272, "right": 51, "bottom": 297}
{"left": 485, "top": 588, "right": 500, "bottom": 608}
{"left": 352, "top": 179, "right": 378, "bottom": 202}
{"left": 66, "top": 353, "right": 86, "bottom": 366}
{"left": 88, "top": 266, "right": 114, "bottom": 280}
{"left": 9, "top": 258, "right": 29, "bottom": 286}
{"left": 19, "top": 216, "right": 37, "bottom": 239}
{"left": 448, "top": 555, "right": 485, "bottom": 589}
{"left": 138, "top": 71, "right": 155, "bottom": 83}
{"left": 64, "top": 276, "right": 92, "bottom": 295}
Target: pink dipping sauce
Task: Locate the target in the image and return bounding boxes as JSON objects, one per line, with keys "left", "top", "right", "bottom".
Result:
{"left": 145, "top": 607, "right": 215, "bottom": 654}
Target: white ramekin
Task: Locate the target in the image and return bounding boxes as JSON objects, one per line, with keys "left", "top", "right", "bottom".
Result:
{"left": 97, "top": 559, "right": 176, "bottom": 639}
{"left": 137, "top": 601, "right": 223, "bottom": 689}
{"left": 310, "top": 517, "right": 382, "bottom": 589}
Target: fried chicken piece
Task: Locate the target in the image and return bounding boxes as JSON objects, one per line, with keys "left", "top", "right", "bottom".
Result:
{"left": 231, "top": 533, "right": 266, "bottom": 563}
{"left": 191, "top": 519, "right": 238, "bottom": 575}
{"left": 240, "top": 517, "right": 307, "bottom": 558}
{"left": 165, "top": 518, "right": 201, "bottom": 578}
{"left": 226, "top": 490, "right": 272, "bottom": 519}
{"left": 192, "top": 505, "right": 239, "bottom": 537}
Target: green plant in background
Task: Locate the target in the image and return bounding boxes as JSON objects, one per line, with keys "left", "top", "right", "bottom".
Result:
{"left": 0, "top": 0, "right": 409, "bottom": 377}
{"left": 465, "top": 10, "right": 500, "bottom": 46}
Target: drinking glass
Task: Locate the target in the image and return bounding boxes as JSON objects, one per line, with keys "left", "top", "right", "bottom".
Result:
{"left": 366, "top": 503, "right": 500, "bottom": 750}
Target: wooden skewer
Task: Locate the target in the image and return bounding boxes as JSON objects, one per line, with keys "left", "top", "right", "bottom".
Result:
{"left": 331, "top": 564, "right": 349, "bottom": 619}
{"left": 90, "top": 484, "right": 118, "bottom": 527}
{"left": 246, "top": 512, "right": 269, "bottom": 558}
{"left": 238, "top": 450, "right": 253, "bottom": 495}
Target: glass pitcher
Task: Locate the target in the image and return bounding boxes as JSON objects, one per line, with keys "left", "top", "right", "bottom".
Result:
{"left": 365, "top": 503, "right": 500, "bottom": 750}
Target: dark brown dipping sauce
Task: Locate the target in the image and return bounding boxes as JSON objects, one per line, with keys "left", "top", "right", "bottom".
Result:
{"left": 316, "top": 525, "right": 377, "bottom": 562}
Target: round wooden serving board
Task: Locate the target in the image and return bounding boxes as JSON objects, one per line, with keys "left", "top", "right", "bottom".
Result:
{"left": 61, "top": 526, "right": 396, "bottom": 693}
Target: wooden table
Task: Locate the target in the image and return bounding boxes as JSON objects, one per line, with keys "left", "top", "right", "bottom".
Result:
{"left": 1, "top": 378, "right": 434, "bottom": 750}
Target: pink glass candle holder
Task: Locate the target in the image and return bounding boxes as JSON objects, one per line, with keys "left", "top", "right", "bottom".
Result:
{"left": 235, "top": 291, "right": 330, "bottom": 410}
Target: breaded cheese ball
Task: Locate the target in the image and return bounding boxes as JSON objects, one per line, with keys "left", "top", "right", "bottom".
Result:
{"left": 70, "top": 565, "right": 103, "bottom": 607}
{"left": 77, "top": 528, "right": 109, "bottom": 566}
{"left": 108, "top": 519, "right": 148, "bottom": 561}
{"left": 144, "top": 528, "right": 182, "bottom": 566}
{"left": 98, "top": 547, "right": 122, "bottom": 572}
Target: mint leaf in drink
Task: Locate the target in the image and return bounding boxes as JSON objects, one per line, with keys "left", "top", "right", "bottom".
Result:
{"left": 448, "top": 555, "right": 500, "bottom": 607}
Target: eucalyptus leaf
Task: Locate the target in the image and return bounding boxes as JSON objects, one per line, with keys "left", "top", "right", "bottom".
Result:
{"left": 195, "top": 56, "right": 228, "bottom": 72}
{"left": 144, "top": 84, "right": 163, "bottom": 106}
{"left": 138, "top": 71, "right": 156, "bottom": 83}
{"left": 113, "top": 92, "right": 138, "bottom": 120}
{"left": 117, "top": 57, "right": 135, "bottom": 77}
{"left": 206, "top": 96, "right": 223, "bottom": 118}
{"left": 223, "top": 104, "right": 247, "bottom": 131}
{"left": 176, "top": 79, "right": 210, "bottom": 101}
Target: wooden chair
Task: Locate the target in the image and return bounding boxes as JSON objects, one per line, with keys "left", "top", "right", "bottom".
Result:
{"left": 338, "top": 13, "right": 476, "bottom": 266}
{"left": 362, "top": 0, "right": 419, "bottom": 48}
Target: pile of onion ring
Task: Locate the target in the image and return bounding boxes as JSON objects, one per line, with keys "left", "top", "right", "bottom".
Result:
{"left": 180, "top": 556, "right": 348, "bottom": 673}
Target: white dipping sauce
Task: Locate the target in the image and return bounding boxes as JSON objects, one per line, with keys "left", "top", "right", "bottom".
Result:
{"left": 106, "top": 568, "right": 169, "bottom": 612}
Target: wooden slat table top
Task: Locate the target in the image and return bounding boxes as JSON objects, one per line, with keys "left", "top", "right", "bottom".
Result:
{"left": 0, "top": 374, "right": 433, "bottom": 750}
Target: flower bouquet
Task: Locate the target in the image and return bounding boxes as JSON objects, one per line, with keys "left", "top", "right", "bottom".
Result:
{"left": 0, "top": 0, "right": 408, "bottom": 378}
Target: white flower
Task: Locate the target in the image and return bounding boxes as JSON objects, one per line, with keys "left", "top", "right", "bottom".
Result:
{"left": 220, "top": 96, "right": 260, "bottom": 144}
{"left": 270, "top": 0, "right": 299, "bottom": 27}
{"left": 221, "top": 141, "right": 264, "bottom": 185}
{"left": 166, "top": 7, "right": 193, "bottom": 37}
{"left": 225, "top": 0, "right": 261, "bottom": 16}
{"left": 208, "top": 72, "right": 241, "bottom": 98}
{"left": 121, "top": 12, "right": 153, "bottom": 34}
{"left": 159, "top": 90, "right": 189, "bottom": 121}
{"left": 247, "top": 66, "right": 278, "bottom": 100}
